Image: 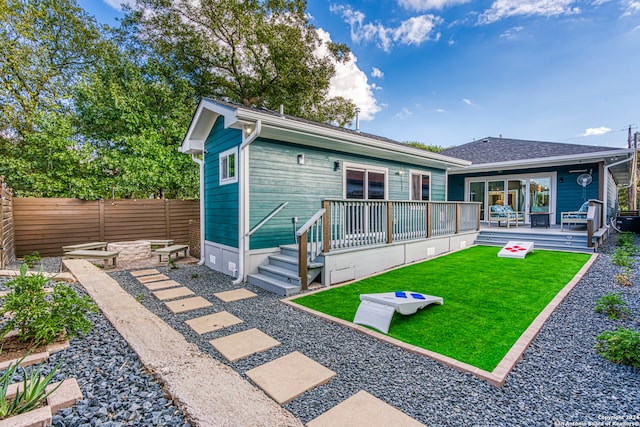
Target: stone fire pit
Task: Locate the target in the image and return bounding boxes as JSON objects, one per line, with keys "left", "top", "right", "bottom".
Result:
{"left": 107, "top": 241, "right": 152, "bottom": 262}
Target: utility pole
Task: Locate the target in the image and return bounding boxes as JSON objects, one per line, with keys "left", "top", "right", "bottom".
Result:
{"left": 628, "top": 126, "right": 635, "bottom": 211}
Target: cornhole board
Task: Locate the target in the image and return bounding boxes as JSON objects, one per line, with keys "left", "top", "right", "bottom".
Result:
{"left": 353, "top": 291, "right": 443, "bottom": 334}
{"left": 497, "top": 241, "right": 534, "bottom": 259}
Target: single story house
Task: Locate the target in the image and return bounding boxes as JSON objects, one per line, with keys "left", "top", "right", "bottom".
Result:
{"left": 180, "top": 99, "right": 479, "bottom": 295}
{"left": 442, "top": 137, "right": 635, "bottom": 226}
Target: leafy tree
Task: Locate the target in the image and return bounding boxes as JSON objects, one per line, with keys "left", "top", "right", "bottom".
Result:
{"left": 74, "top": 42, "right": 199, "bottom": 199}
{"left": 123, "top": 0, "right": 356, "bottom": 126}
{"left": 405, "top": 141, "right": 447, "bottom": 153}
{"left": 0, "top": 0, "right": 102, "bottom": 138}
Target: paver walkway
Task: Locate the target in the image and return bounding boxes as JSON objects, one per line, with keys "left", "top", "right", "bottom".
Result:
{"left": 62, "top": 260, "right": 426, "bottom": 426}
{"left": 63, "top": 259, "right": 302, "bottom": 427}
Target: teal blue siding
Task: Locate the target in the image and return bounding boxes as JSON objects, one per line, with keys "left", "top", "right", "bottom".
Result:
{"left": 204, "top": 116, "right": 241, "bottom": 248}
{"left": 247, "top": 139, "right": 448, "bottom": 249}
{"left": 446, "top": 163, "right": 601, "bottom": 223}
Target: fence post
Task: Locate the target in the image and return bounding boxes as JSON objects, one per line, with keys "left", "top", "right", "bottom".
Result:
{"left": 165, "top": 200, "right": 172, "bottom": 239}
{"left": 99, "top": 199, "right": 105, "bottom": 241}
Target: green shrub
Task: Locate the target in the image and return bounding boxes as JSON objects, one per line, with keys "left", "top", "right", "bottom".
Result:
{"left": 0, "top": 352, "right": 63, "bottom": 419}
{"left": 594, "top": 293, "right": 630, "bottom": 320}
{"left": 595, "top": 327, "right": 640, "bottom": 368}
{"left": 612, "top": 248, "right": 633, "bottom": 268}
{"left": 615, "top": 232, "right": 638, "bottom": 255}
{"left": 22, "top": 251, "right": 40, "bottom": 268}
{"left": 0, "top": 264, "right": 98, "bottom": 345}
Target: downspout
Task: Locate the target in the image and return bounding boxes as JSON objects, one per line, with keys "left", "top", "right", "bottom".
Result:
{"left": 191, "top": 154, "right": 206, "bottom": 265}
{"left": 232, "top": 120, "right": 262, "bottom": 285}
{"left": 603, "top": 155, "right": 634, "bottom": 225}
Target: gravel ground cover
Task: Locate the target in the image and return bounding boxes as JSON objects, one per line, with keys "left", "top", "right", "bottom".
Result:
{"left": 0, "top": 259, "right": 192, "bottom": 427}
{"left": 106, "top": 235, "right": 640, "bottom": 426}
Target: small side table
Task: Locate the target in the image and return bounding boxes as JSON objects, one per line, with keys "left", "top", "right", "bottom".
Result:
{"left": 530, "top": 212, "right": 551, "bottom": 228}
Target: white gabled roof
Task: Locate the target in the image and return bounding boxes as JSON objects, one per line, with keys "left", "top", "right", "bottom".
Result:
{"left": 180, "top": 99, "right": 471, "bottom": 170}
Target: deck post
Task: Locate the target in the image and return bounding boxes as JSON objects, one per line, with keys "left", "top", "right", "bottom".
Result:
{"left": 426, "top": 203, "right": 432, "bottom": 238}
{"left": 322, "top": 200, "right": 330, "bottom": 254}
{"left": 298, "top": 230, "right": 309, "bottom": 290}
{"left": 387, "top": 202, "right": 393, "bottom": 244}
{"left": 455, "top": 203, "right": 460, "bottom": 234}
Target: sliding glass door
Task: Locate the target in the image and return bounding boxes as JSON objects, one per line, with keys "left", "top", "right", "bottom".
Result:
{"left": 466, "top": 173, "right": 555, "bottom": 224}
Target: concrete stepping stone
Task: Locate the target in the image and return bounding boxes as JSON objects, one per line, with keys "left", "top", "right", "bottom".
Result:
{"left": 144, "top": 279, "right": 182, "bottom": 291}
{"left": 245, "top": 351, "right": 336, "bottom": 404}
{"left": 152, "top": 286, "right": 195, "bottom": 301}
{"left": 214, "top": 288, "right": 257, "bottom": 303}
{"left": 185, "top": 311, "right": 243, "bottom": 334}
{"left": 165, "top": 296, "right": 212, "bottom": 314}
{"left": 209, "top": 328, "right": 281, "bottom": 362}
{"left": 307, "top": 390, "right": 425, "bottom": 427}
{"left": 130, "top": 269, "right": 160, "bottom": 277}
{"left": 137, "top": 274, "right": 170, "bottom": 284}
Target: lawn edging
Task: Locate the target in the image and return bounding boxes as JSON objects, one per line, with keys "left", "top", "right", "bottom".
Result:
{"left": 283, "top": 252, "right": 598, "bottom": 387}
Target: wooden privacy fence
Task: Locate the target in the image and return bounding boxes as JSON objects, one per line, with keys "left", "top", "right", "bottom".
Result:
{"left": 0, "top": 176, "right": 15, "bottom": 269}
{"left": 13, "top": 198, "right": 200, "bottom": 257}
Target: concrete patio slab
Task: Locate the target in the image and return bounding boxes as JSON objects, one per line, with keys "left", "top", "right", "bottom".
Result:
{"left": 245, "top": 351, "right": 336, "bottom": 404}
{"left": 62, "top": 259, "right": 302, "bottom": 427}
{"left": 307, "top": 390, "right": 425, "bottom": 427}
{"left": 210, "top": 328, "right": 281, "bottom": 362}
{"left": 152, "top": 286, "right": 195, "bottom": 301}
{"left": 130, "top": 269, "right": 160, "bottom": 277}
{"left": 214, "top": 288, "right": 258, "bottom": 303}
{"left": 144, "top": 279, "right": 182, "bottom": 291}
{"left": 137, "top": 274, "right": 170, "bottom": 284}
{"left": 165, "top": 296, "right": 212, "bottom": 314}
{"left": 185, "top": 311, "right": 243, "bottom": 334}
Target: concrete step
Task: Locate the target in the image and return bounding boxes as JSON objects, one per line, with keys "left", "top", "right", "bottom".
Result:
{"left": 247, "top": 273, "right": 300, "bottom": 297}
{"left": 259, "top": 264, "right": 301, "bottom": 286}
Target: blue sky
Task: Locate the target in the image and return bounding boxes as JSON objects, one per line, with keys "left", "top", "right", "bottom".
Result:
{"left": 78, "top": 0, "right": 640, "bottom": 149}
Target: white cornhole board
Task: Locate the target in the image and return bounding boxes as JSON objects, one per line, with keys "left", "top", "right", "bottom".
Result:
{"left": 497, "top": 241, "right": 534, "bottom": 259}
{"left": 353, "top": 291, "right": 443, "bottom": 334}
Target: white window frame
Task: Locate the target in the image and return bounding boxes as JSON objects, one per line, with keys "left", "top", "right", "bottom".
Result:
{"left": 409, "top": 169, "right": 432, "bottom": 201}
{"left": 219, "top": 147, "right": 238, "bottom": 185}
{"left": 342, "top": 162, "right": 389, "bottom": 200}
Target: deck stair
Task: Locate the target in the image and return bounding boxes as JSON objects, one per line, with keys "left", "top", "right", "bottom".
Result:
{"left": 475, "top": 228, "right": 598, "bottom": 253}
{"left": 247, "top": 244, "right": 323, "bottom": 296}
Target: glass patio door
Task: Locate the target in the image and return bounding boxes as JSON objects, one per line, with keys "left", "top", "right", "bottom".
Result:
{"left": 508, "top": 179, "right": 526, "bottom": 212}
{"left": 530, "top": 177, "right": 551, "bottom": 213}
{"left": 345, "top": 168, "right": 386, "bottom": 235}
{"left": 469, "top": 181, "right": 486, "bottom": 220}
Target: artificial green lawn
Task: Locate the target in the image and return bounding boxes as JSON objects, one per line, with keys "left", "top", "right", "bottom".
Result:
{"left": 292, "top": 246, "right": 591, "bottom": 372}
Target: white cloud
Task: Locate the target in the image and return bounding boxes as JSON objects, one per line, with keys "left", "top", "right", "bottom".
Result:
{"left": 500, "top": 26, "right": 524, "bottom": 39}
{"left": 436, "top": 108, "right": 446, "bottom": 112}
{"left": 478, "top": 0, "right": 581, "bottom": 24}
{"left": 399, "top": 0, "right": 470, "bottom": 11}
{"left": 371, "top": 67, "right": 384, "bottom": 78}
{"left": 316, "top": 29, "right": 381, "bottom": 121}
{"left": 371, "top": 83, "right": 383, "bottom": 90}
{"left": 103, "top": 0, "right": 134, "bottom": 10}
{"left": 622, "top": 0, "right": 640, "bottom": 16}
{"left": 462, "top": 98, "right": 473, "bottom": 105}
{"left": 396, "top": 107, "right": 413, "bottom": 119}
{"left": 331, "top": 4, "right": 442, "bottom": 51}
{"left": 580, "top": 127, "right": 612, "bottom": 137}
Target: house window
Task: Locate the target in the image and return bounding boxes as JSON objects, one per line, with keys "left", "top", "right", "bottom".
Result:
{"left": 219, "top": 148, "right": 237, "bottom": 185}
{"left": 410, "top": 172, "right": 430, "bottom": 201}
{"left": 344, "top": 165, "right": 388, "bottom": 199}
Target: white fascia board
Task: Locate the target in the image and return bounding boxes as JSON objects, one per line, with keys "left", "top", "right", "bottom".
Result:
{"left": 446, "top": 149, "right": 634, "bottom": 175}
{"left": 180, "top": 99, "right": 240, "bottom": 154}
{"left": 234, "top": 109, "right": 471, "bottom": 169}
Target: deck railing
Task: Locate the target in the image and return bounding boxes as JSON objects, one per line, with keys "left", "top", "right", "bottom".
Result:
{"left": 295, "top": 200, "right": 480, "bottom": 290}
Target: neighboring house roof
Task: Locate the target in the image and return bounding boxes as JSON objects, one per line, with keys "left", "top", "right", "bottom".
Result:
{"left": 180, "top": 98, "right": 470, "bottom": 169}
{"left": 442, "top": 136, "right": 634, "bottom": 183}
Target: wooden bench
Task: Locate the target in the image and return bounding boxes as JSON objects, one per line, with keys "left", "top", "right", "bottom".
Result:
{"left": 155, "top": 245, "right": 189, "bottom": 262}
{"left": 146, "top": 239, "right": 174, "bottom": 249}
{"left": 64, "top": 250, "right": 119, "bottom": 269}
{"left": 62, "top": 242, "right": 108, "bottom": 253}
